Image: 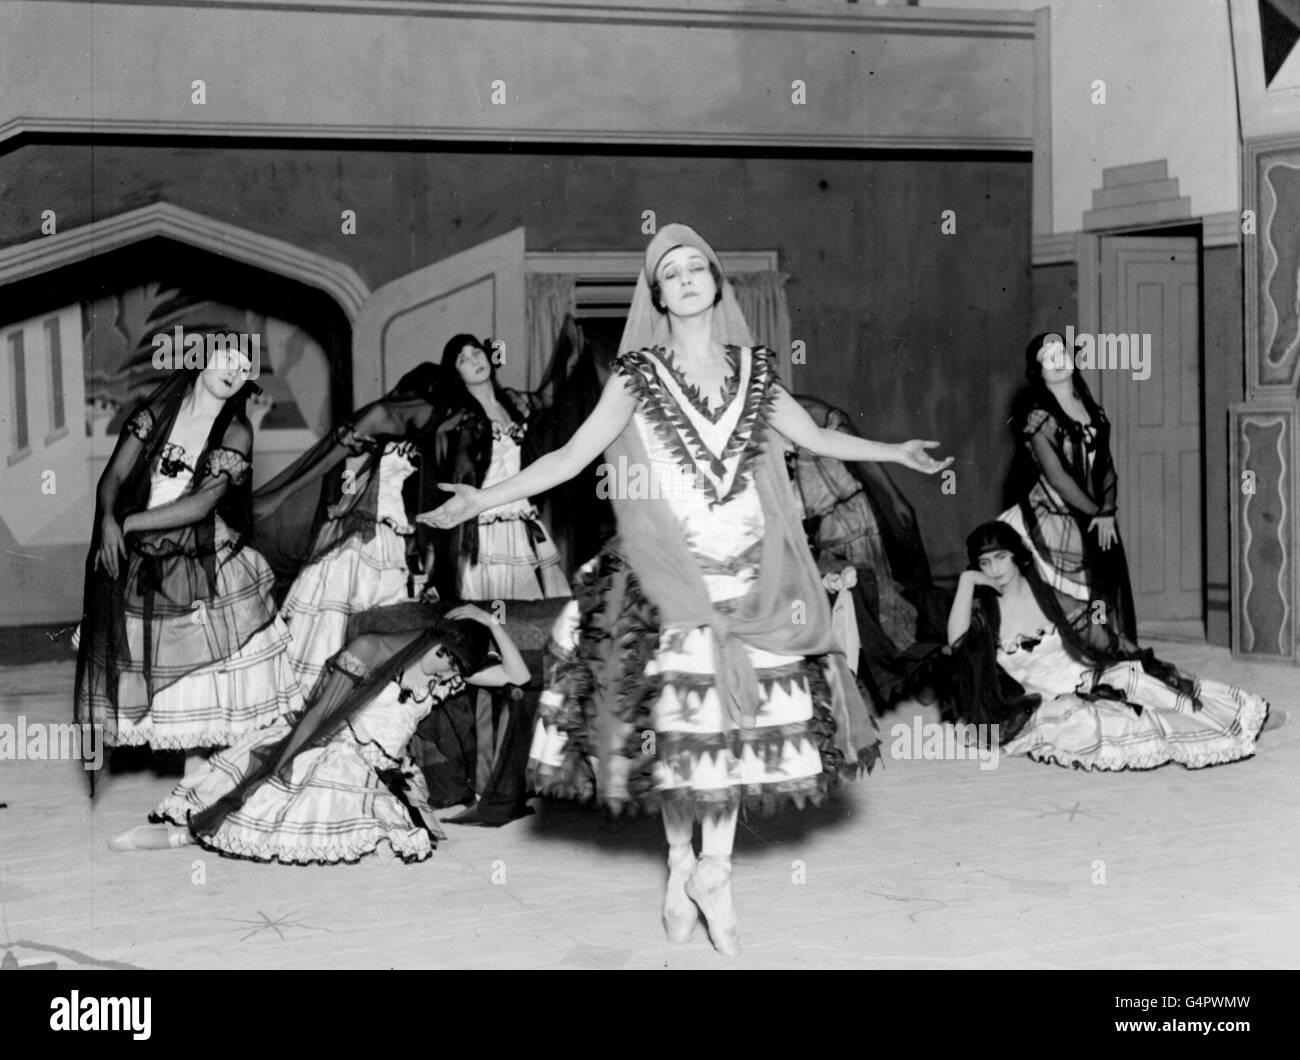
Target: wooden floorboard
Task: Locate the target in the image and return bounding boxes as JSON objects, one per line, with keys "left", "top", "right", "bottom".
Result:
{"left": 2, "top": 640, "right": 1296, "bottom": 969}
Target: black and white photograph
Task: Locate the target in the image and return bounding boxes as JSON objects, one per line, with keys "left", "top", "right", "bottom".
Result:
{"left": 0, "top": 0, "right": 1296, "bottom": 1007}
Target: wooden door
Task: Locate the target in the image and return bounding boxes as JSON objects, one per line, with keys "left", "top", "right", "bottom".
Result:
{"left": 351, "top": 228, "right": 526, "bottom": 405}
{"left": 1098, "top": 236, "right": 1202, "bottom": 634}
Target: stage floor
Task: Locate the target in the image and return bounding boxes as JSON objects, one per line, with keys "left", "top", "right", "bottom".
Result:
{"left": 1, "top": 640, "right": 1296, "bottom": 970}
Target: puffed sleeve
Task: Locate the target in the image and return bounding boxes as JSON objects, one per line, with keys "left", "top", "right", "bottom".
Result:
{"left": 203, "top": 446, "right": 251, "bottom": 486}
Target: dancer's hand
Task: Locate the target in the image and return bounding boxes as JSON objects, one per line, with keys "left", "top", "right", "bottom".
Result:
{"left": 416, "top": 484, "right": 486, "bottom": 529}
{"left": 96, "top": 516, "right": 128, "bottom": 579}
{"left": 896, "top": 440, "right": 953, "bottom": 475}
{"left": 959, "top": 569, "right": 1001, "bottom": 593}
{"left": 446, "top": 603, "right": 493, "bottom": 626}
{"left": 1090, "top": 515, "right": 1117, "bottom": 551}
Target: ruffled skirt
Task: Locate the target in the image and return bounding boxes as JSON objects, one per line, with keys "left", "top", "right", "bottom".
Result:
{"left": 281, "top": 522, "right": 411, "bottom": 693}
{"left": 87, "top": 541, "right": 303, "bottom": 750}
{"left": 526, "top": 547, "right": 879, "bottom": 820}
{"left": 459, "top": 506, "right": 571, "bottom": 602}
{"left": 1006, "top": 661, "right": 1270, "bottom": 770}
{"left": 152, "top": 715, "right": 444, "bottom": 865}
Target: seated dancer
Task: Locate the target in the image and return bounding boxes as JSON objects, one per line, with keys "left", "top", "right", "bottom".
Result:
{"left": 108, "top": 603, "right": 529, "bottom": 862}
{"left": 252, "top": 362, "right": 448, "bottom": 695}
{"left": 1001, "top": 331, "right": 1137, "bottom": 640}
{"left": 75, "top": 354, "right": 303, "bottom": 785}
{"left": 783, "top": 395, "right": 950, "bottom": 705}
{"left": 943, "top": 522, "right": 1273, "bottom": 769}
{"left": 422, "top": 223, "right": 951, "bottom": 955}
{"left": 421, "top": 334, "right": 570, "bottom": 603}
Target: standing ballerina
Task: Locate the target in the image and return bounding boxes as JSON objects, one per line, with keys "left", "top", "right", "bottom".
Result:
{"left": 1001, "top": 332, "right": 1138, "bottom": 639}
{"left": 252, "top": 363, "right": 446, "bottom": 695}
{"left": 422, "top": 224, "right": 951, "bottom": 955}
{"left": 74, "top": 353, "right": 303, "bottom": 782}
{"left": 423, "top": 335, "right": 570, "bottom": 603}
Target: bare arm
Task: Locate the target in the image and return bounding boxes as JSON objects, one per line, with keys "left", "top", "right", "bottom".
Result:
{"left": 97, "top": 433, "right": 143, "bottom": 516}
{"left": 448, "top": 605, "right": 531, "bottom": 687}
{"left": 94, "top": 432, "right": 146, "bottom": 578}
{"left": 948, "top": 570, "right": 1002, "bottom": 645}
{"left": 420, "top": 373, "right": 636, "bottom": 527}
{"left": 255, "top": 402, "right": 391, "bottom": 515}
{"left": 769, "top": 387, "right": 952, "bottom": 474}
{"left": 123, "top": 473, "right": 231, "bottom": 534}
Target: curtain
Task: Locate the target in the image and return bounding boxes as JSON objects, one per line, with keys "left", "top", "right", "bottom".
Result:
{"left": 524, "top": 273, "right": 577, "bottom": 393}
{"left": 730, "top": 271, "right": 793, "bottom": 390}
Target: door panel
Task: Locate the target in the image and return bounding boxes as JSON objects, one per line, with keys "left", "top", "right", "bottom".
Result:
{"left": 351, "top": 228, "right": 526, "bottom": 405}
{"left": 1099, "top": 236, "right": 1202, "bottom": 632}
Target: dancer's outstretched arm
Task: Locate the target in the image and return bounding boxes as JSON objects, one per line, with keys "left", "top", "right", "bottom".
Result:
{"left": 768, "top": 388, "right": 952, "bottom": 475}
{"left": 253, "top": 401, "right": 392, "bottom": 518}
{"left": 417, "top": 374, "right": 637, "bottom": 529}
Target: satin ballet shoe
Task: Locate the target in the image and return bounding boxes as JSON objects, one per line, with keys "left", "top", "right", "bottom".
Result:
{"left": 663, "top": 844, "right": 700, "bottom": 944}
{"left": 108, "top": 824, "right": 192, "bottom": 852}
{"left": 684, "top": 854, "right": 740, "bottom": 956}
{"left": 1262, "top": 707, "right": 1288, "bottom": 732}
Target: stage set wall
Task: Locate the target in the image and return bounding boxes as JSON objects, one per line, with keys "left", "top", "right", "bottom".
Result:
{"left": 0, "top": 142, "right": 1032, "bottom": 625}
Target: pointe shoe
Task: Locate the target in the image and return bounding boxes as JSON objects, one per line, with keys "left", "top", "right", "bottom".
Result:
{"left": 108, "top": 824, "right": 192, "bottom": 852}
{"left": 663, "top": 845, "right": 700, "bottom": 944}
{"left": 685, "top": 855, "right": 740, "bottom": 956}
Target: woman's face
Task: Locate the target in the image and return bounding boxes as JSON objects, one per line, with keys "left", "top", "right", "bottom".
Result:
{"left": 454, "top": 343, "right": 492, "bottom": 385}
{"left": 421, "top": 643, "right": 455, "bottom": 674}
{"left": 199, "top": 352, "right": 252, "bottom": 401}
{"left": 977, "top": 548, "right": 1021, "bottom": 591}
{"left": 1037, "top": 335, "right": 1074, "bottom": 385}
{"left": 656, "top": 246, "right": 717, "bottom": 319}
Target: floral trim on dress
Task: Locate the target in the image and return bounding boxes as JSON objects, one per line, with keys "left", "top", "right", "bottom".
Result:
{"left": 999, "top": 624, "right": 1056, "bottom": 655}
{"left": 490, "top": 420, "right": 527, "bottom": 444}
{"left": 126, "top": 407, "right": 155, "bottom": 442}
{"left": 384, "top": 439, "right": 422, "bottom": 464}
{"left": 652, "top": 345, "right": 741, "bottom": 425}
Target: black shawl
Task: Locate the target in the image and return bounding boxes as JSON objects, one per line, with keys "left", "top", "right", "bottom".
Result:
{"left": 74, "top": 369, "right": 263, "bottom": 786}
{"left": 251, "top": 364, "right": 452, "bottom": 598}
{"left": 189, "top": 602, "right": 494, "bottom": 839}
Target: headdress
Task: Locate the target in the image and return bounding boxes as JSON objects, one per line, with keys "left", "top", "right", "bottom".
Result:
{"left": 618, "top": 223, "right": 755, "bottom": 355}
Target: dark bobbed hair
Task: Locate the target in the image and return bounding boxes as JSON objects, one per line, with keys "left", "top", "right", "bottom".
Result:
{"left": 345, "top": 601, "right": 498, "bottom": 678}
{"left": 439, "top": 333, "right": 524, "bottom": 424}
{"left": 966, "top": 520, "right": 1035, "bottom": 572}
{"left": 391, "top": 361, "right": 443, "bottom": 404}
{"left": 1017, "top": 330, "right": 1106, "bottom": 429}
